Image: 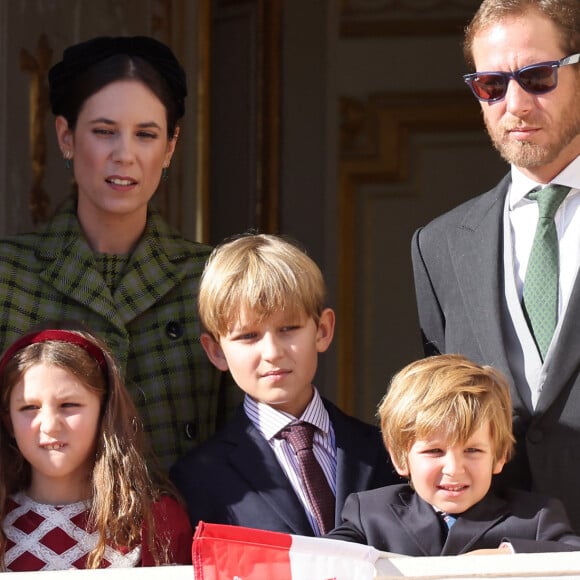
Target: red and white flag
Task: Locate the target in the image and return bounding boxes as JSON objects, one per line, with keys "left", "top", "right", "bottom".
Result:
{"left": 192, "top": 521, "right": 393, "bottom": 579}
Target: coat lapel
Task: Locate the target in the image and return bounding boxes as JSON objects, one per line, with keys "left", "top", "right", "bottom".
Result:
{"left": 224, "top": 411, "right": 314, "bottom": 535}
{"left": 450, "top": 179, "right": 532, "bottom": 416}
{"left": 112, "top": 218, "right": 191, "bottom": 325}
{"left": 536, "top": 272, "right": 580, "bottom": 412}
{"left": 35, "top": 199, "right": 191, "bottom": 329}
{"left": 391, "top": 492, "right": 446, "bottom": 556}
{"left": 328, "top": 402, "right": 375, "bottom": 525}
{"left": 38, "top": 231, "right": 121, "bottom": 328}
{"left": 442, "top": 493, "right": 508, "bottom": 555}
{"left": 450, "top": 176, "right": 513, "bottom": 380}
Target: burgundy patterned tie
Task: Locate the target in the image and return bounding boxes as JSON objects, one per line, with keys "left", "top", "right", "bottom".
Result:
{"left": 279, "top": 422, "right": 335, "bottom": 534}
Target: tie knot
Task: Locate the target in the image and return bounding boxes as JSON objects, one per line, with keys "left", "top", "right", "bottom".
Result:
{"left": 440, "top": 512, "right": 457, "bottom": 529}
{"left": 527, "top": 185, "right": 570, "bottom": 219}
{"left": 278, "top": 422, "right": 315, "bottom": 452}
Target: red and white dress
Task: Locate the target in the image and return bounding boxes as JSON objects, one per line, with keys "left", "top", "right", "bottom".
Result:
{"left": 3, "top": 492, "right": 193, "bottom": 571}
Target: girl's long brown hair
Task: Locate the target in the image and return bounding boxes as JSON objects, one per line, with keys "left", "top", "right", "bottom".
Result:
{"left": 0, "top": 327, "right": 173, "bottom": 569}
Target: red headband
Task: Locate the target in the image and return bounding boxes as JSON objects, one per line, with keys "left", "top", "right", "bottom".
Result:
{"left": 0, "top": 330, "right": 108, "bottom": 379}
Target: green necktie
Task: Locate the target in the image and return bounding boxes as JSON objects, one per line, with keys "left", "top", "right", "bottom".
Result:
{"left": 522, "top": 184, "right": 570, "bottom": 360}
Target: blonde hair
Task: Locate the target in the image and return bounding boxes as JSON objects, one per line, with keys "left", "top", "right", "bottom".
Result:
{"left": 378, "top": 354, "right": 515, "bottom": 471}
{"left": 0, "top": 327, "right": 176, "bottom": 569}
{"left": 463, "top": 0, "right": 579, "bottom": 67}
{"left": 199, "top": 233, "right": 326, "bottom": 338}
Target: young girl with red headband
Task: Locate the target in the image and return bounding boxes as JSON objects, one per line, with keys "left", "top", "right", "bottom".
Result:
{"left": 0, "top": 327, "right": 192, "bottom": 571}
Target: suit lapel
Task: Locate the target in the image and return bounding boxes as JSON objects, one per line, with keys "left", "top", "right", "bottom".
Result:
{"left": 391, "top": 493, "right": 446, "bottom": 556}
{"left": 442, "top": 493, "right": 508, "bottom": 555}
{"left": 448, "top": 175, "right": 579, "bottom": 415}
{"left": 391, "top": 491, "right": 509, "bottom": 556}
{"left": 450, "top": 176, "right": 512, "bottom": 380}
{"left": 327, "top": 402, "right": 375, "bottom": 525}
{"left": 224, "top": 410, "right": 314, "bottom": 535}
{"left": 537, "top": 272, "right": 580, "bottom": 412}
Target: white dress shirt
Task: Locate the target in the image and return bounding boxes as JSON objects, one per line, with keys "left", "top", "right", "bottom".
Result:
{"left": 508, "top": 157, "right": 580, "bottom": 319}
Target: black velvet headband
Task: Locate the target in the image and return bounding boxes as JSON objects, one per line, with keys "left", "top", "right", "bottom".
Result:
{"left": 48, "top": 35, "right": 187, "bottom": 118}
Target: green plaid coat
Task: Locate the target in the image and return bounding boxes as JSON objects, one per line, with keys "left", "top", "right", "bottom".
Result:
{"left": 0, "top": 196, "right": 235, "bottom": 470}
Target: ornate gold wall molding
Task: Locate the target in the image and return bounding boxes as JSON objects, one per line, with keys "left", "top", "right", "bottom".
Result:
{"left": 337, "top": 92, "right": 483, "bottom": 413}
{"left": 20, "top": 34, "right": 52, "bottom": 225}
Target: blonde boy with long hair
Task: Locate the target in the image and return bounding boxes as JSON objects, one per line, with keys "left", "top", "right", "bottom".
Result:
{"left": 327, "top": 354, "right": 580, "bottom": 554}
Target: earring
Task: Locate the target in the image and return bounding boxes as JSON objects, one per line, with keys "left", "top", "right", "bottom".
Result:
{"left": 162, "top": 166, "right": 169, "bottom": 182}
{"left": 63, "top": 151, "right": 72, "bottom": 170}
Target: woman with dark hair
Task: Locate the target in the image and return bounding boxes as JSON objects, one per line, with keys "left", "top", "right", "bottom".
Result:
{"left": 0, "top": 36, "right": 233, "bottom": 470}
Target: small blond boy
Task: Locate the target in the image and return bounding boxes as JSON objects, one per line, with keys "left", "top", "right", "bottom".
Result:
{"left": 327, "top": 354, "right": 580, "bottom": 554}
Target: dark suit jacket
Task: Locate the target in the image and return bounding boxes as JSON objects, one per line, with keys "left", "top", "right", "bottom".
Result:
{"left": 411, "top": 173, "right": 580, "bottom": 531}
{"left": 326, "top": 484, "right": 580, "bottom": 555}
{"left": 170, "top": 399, "right": 400, "bottom": 535}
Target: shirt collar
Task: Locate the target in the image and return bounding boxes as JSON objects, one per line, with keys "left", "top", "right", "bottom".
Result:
{"left": 509, "top": 156, "right": 580, "bottom": 210}
{"left": 243, "top": 387, "right": 330, "bottom": 441}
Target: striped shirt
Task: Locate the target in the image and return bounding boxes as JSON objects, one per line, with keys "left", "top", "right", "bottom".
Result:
{"left": 243, "top": 388, "right": 337, "bottom": 535}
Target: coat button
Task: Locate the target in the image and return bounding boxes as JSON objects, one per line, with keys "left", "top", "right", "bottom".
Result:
{"left": 166, "top": 321, "right": 183, "bottom": 340}
{"left": 528, "top": 428, "right": 543, "bottom": 443}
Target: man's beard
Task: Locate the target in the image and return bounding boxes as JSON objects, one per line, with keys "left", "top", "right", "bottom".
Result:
{"left": 493, "top": 138, "right": 554, "bottom": 168}
{"left": 485, "top": 109, "right": 580, "bottom": 169}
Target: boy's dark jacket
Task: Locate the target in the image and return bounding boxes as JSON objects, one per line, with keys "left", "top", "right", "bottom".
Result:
{"left": 170, "top": 399, "right": 400, "bottom": 535}
{"left": 326, "top": 483, "right": 580, "bottom": 554}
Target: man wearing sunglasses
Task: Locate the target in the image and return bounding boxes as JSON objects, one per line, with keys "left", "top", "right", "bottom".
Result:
{"left": 412, "top": 0, "right": 580, "bottom": 530}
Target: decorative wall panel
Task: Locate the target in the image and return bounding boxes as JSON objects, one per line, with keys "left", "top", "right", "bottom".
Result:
{"left": 337, "top": 92, "right": 508, "bottom": 417}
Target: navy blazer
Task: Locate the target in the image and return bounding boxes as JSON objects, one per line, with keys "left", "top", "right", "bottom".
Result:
{"left": 412, "top": 173, "right": 580, "bottom": 531}
{"left": 326, "top": 484, "right": 580, "bottom": 555}
{"left": 170, "top": 399, "right": 400, "bottom": 535}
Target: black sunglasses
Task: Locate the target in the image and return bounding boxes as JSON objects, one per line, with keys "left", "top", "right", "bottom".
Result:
{"left": 463, "top": 53, "right": 580, "bottom": 102}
